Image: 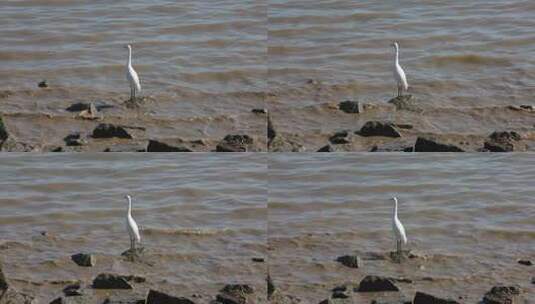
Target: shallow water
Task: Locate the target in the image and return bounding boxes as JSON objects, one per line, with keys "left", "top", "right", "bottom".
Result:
{"left": 268, "top": 0, "right": 535, "bottom": 149}
{"left": 0, "top": 0, "right": 267, "bottom": 150}
{"left": 0, "top": 153, "right": 267, "bottom": 302}
{"left": 268, "top": 153, "right": 535, "bottom": 302}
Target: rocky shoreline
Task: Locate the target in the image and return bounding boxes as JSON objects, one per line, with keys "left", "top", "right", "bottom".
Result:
{"left": 0, "top": 249, "right": 266, "bottom": 304}
{"left": 267, "top": 251, "right": 533, "bottom": 304}
{"left": 0, "top": 87, "right": 267, "bottom": 152}
{"left": 268, "top": 94, "right": 535, "bottom": 152}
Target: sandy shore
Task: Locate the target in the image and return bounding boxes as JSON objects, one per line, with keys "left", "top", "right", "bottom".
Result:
{"left": 0, "top": 237, "right": 267, "bottom": 304}
{"left": 0, "top": 87, "right": 267, "bottom": 152}
{"left": 268, "top": 90, "right": 535, "bottom": 152}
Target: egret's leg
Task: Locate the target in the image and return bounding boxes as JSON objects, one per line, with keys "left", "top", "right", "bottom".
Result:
{"left": 396, "top": 240, "right": 401, "bottom": 262}
{"left": 397, "top": 85, "right": 401, "bottom": 97}
{"left": 130, "top": 237, "right": 134, "bottom": 251}
{"left": 133, "top": 88, "right": 136, "bottom": 102}
{"left": 129, "top": 87, "right": 133, "bottom": 102}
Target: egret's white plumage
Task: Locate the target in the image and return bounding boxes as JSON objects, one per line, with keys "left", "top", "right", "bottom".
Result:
{"left": 391, "top": 197, "right": 407, "bottom": 260}
{"left": 125, "top": 195, "right": 141, "bottom": 250}
{"left": 125, "top": 44, "right": 141, "bottom": 102}
{"left": 392, "top": 42, "right": 408, "bottom": 97}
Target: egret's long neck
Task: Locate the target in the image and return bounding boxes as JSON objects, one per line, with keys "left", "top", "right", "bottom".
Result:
{"left": 393, "top": 200, "right": 398, "bottom": 218}
{"left": 127, "top": 198, "right": 132, "bottom": 216}
{"left": 394, "top": 47, "right": 399, "bottom": 65}
{"left": 127, "top": 48, "right": 132, "bottom": 67}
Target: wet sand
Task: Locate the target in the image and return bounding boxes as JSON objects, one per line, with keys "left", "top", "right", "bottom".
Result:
{"left": 268, "top": 92, "right": 535, "bottom": 152}
{"left": 268, "top": 154, "right": 535, "bottom": 303}
{"left": 0, "top": 87, "right": 267, "bottom": 152}
{"left": 0, "top": 154, "right": 267, "bottom": 303}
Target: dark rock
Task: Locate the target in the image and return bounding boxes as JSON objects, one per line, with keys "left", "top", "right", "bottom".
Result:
{"left": 336, "top": 255, "right": 361, "bottom": 268}
{"left": 484, "top": 131, "right": 522, "bottom": 152}
{"left": 356, "top": 275, "right": 399, "bottom": 292}
{"left": 482, "top": 286, "right": 522, "bottom": 304}
{"left": 0, "top": 117, "right": 7, "bottom": 143}
{"left": 317, "top": 144, "right": 334, "bottom": 152}
{"left": 71, "top": 253, "right": 95, "bottom": 267}
{"left": 332, "top": 286, "right": 347, "bottom": 293}
{"left": 318, "top": 300, "right": 333, "bottom": 304}
{"left": 216, "top": 284, "right": 254, "bottom": 304}
{"left": 267, "top": 275, "right": 275, "bottom": 300}
{"left": 331, "top": 291, "right": 348, "bottom": 299}
{"left": 518, "top": 259, "right": 532, "bottom": 266}
{"left": 413, "top": 291, "right": 459, "bottom": 304}
{"left": 66, "top": 103, "right": 90, "bottom": 112}
{"left": 0, "top": 263, "right": 8, "bottom": 291}
{"left": 216, "top": 135, "right": 253, "bottom": 152}
{"left": 215, "top": 293, "right": 247, "bottom": 304}
{"left": 331, "top": 286, "right": 349, "bottom": 299}
{"left": 484, "top": 141, "right": 513, "bottom": 152}
{"left": 359, "top": 121, "right": 401, "bottom": 138}
{"left": 251, "top": 108, "right": 267, "bottom": 114}
{"left": 414, "top": 137, "right": 464, "bottom": 152}
{"left": 490, "top": 131, "right": 521, "bottom": 142}
{"left": 92, "top": 273, "right": 133, "bottom": 289}
{"left": 66, "top": 102, "right": 114, "bottom": 112}
{"left": 63, "top": 283, "right": 82, "bottom": 296}
{"left": 38, "top": 80, "right": 48, "bottom": 88}
{"left": 49, "top": 297, "right": 65, "bottom": 304}
{"left": 329, "top": 131, "right": 350, "bottom": 144}
{"left": 339, "top": 100, "right": 362, "bottom": 114}
{"left": 251, "top": 257, "right": 264, "bottom": 263}
{"left": 64, "top": 133, "right": 86, "bottom": 146}
{"left": 146, "top": 289, "right": 195, "bottom": 304}
{"left": 221, "top": 284, "right": 254, "bottom": 295}
{"left": 147, "top": 140, "right": 192, "bottom": 152}
{"left": 92, "top": 124, "right": 132, "bottom": 139}
{"left": 267, "top": 114, "right": 276, "bottom": 144}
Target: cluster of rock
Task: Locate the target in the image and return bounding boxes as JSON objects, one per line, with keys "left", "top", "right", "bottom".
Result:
{"left": 266, "top": 94, "right": 534, "bottom": 152}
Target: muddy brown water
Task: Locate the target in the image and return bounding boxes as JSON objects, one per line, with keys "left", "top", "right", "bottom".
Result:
{"left": 0, "top": 0, "right": 267, "bottom": 151}
{"left": 268, "top": 153, "right": 535, "bottom": 303}
{"left": 268, "top": 0, "right": 535, "bottom": 151}
{"left": 0, "top": 153, "right": 267, "bottom": 303}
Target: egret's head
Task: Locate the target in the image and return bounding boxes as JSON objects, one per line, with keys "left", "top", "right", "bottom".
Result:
{"left": 124, "top": 44, "right": 132, "bottom": 50}
{"left": 391, "top": 41, "right": 399, "bottom": 50}
{"left": 391, "top": 196, "right": 398, "bottom": 204}
{"left": 125, "top": 194, "right": 132, "bottom": 201}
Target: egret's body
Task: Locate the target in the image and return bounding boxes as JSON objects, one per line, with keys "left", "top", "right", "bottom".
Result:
{"left": 391, "top": 197, "right": 407, "bottom": 261}
{"left": 125, "top": 45, "right": 141, "bottom": 102}
{"left": 392, "top": 42, "right": 408, "bottom": 97}
{"left": 125, "top": 195, "right": 141, "bottom": 251}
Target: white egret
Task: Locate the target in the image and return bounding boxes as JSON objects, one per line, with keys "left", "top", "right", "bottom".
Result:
{"left": 125, "top": 44, "right": 141, "bottom": 102}
{"left": 391, "top": 196, "right": 407, "bottom": 261}
{"left": 391, "top": 42, "right": 408, "bottom": 97}
{"left": 125, "top": 195, "right": 141, "bottom": 251}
